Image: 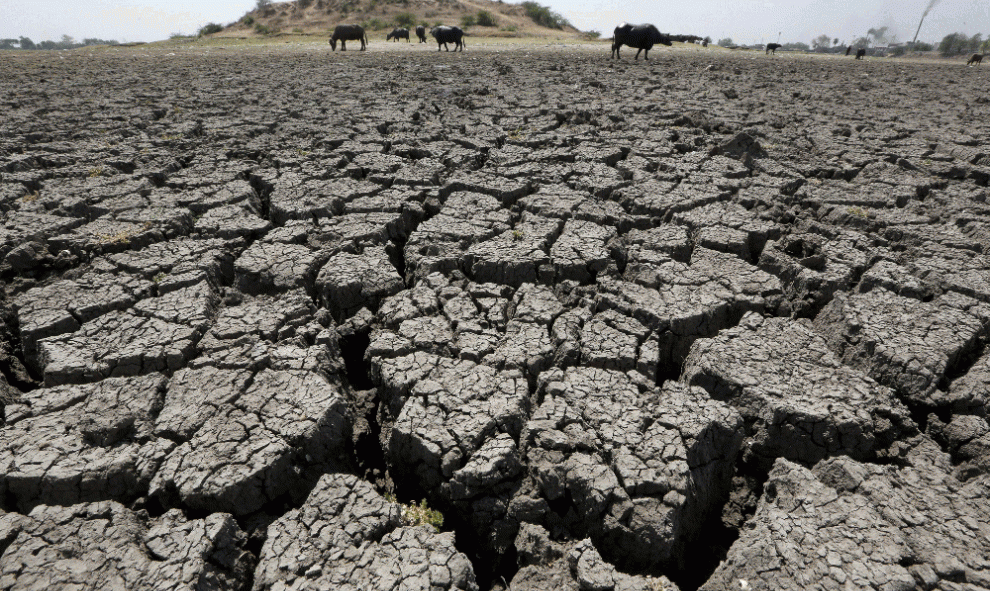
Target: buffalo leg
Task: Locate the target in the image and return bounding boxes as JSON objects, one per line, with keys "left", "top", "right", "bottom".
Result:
{"left": 342, "top": 41, "right": 346, "bottom": 51}
{"left": 634, "top": 48, "right": 642, "bottom": 60}
{"left": 644, "top": 48, "right": 649, "bottom": 60}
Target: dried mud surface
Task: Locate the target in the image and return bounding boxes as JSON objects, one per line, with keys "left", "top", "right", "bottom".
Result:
{"left": 1, "top": 43, "right": 989, "bottom": 591}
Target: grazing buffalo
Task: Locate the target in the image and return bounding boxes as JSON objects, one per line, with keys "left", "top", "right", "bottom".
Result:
{"left": 967, "top": 53, "right": 983, "bottom": 66}
{"left": 430, "top": 25, "right": 465, "bottom": 52}
{"left": 387, "top": 28, "right": 410, "bottom": 42}
{"left": 416, "top": 25, "right": 427, "bottom": 43}
{"left": 611, "top": 23, "right": 672, "bottom": 60}
{"left": 845, "top": 46, "right": 852, "bottom": 56}
{"left": 765, "top": 43, "right": 781, "bottom": 55}
{"left": 329, "top": 24, "right": 367, "bottom": 51}
{"left": 855, "top": 48, "right": 866, "bottom": 60}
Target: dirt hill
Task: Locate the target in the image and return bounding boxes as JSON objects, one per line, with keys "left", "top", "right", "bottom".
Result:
{"left": 217, "top": 0, "right": 586, "bottom": 39}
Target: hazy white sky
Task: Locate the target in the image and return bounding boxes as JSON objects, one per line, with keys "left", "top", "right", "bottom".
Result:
{"left": 1, "top": 0, "right": 987, "bottom": 45}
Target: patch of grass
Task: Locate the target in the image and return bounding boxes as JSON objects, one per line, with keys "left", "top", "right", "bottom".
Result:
{"left": 512, "top": 229, "right": 525, "bottom": 241}
{"left": 385, "top": 495, "right": 444, "bottom": 531}
{"left": 160, "top": 133, "right": 184, "bottom": 141}
{"left": 21, "top": 191, "right": 40, "bottom": 203}
{"left": 847, "top": 206, "right": 868, "bottom": 218}
{"left": 87, "top": 166, "right": 104, "bottom": 178}
{"left": 153, "top": 272, "right": 167, "bottom": 283}
{"left": 96, "top": 229, "right": 139, "bottom": 246}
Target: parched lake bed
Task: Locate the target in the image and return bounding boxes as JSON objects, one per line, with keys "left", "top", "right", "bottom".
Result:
{"left": 1, "top": 42, "right": 989, "bottom": 591}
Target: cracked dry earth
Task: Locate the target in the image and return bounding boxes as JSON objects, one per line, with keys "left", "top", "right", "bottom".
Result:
{"left": 0, "top": 42, "right": 989, "bottom": 591}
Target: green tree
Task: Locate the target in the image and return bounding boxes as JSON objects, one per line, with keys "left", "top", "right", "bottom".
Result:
{"left": 717, "top": 37, "right": 733, "bottom": 47}
{"left": 938, "top": 32, "right": 981, "bottom": 56}
{"left": 256, "top": 0, "right": 271, "bottom": 8}
{"left": 18, "top": 36, "right": 35, "bottom": 50}
{"left": 0, "top": 39, "right": 18, "bottom": 49}
{"left": 811, "top": 34, "right": 830, "bottom": 49}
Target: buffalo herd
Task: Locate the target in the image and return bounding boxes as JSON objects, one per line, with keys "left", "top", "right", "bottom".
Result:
{"left": 331, "top": 22, "right": 969, "bottom": 64}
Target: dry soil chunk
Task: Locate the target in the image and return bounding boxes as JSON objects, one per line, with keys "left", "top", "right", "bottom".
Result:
{"left": 814, "top": 288, "right": 990, "bottom": 405}
{"left": 0, "top": 375, "right": 173, "bottom": 511}
{"left": 703, "top": 451, "right": 990, "bottom": 591}
{"left": 234, "top": 241, "right": 326, "bottom": 295}
{"left": 0, "top": 502, "right": 253, "bottom": 591}
{"left": 150, "top": 368, "right": 348, "bottom": 515}
{"left": 254, "top": 473, "right": 477, "bottom": 591}
{"left": 36, "top": 309, "right": 200, "bottom": 386}
{"left": 521, "top": 367, "right": 742, "bottom": 569}
{"left": 316, "top": 246, "right": 403, "bottom": 321}
{"left": 683, "top": 313, "right": 914, "bottom": 466}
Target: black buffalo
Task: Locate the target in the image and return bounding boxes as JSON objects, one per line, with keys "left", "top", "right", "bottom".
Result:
{"left": 430, "top": 26, "right": 465, "bottom": 52}
{"left": 416, "top": 25, "right": 427, "bottom": 43}
{"left": 845, "top": 46, "right": 852, "bottom": 56}
{"left": 329, "top": 24, "right": 367, "bottom": 51}
{"left": 855, "top": 48, "right": 866, "bottom": 59}
{"left": 611, "top": 23, "right": 672, "bottom": 60}
{"left": 967, "top": 53, "right": 983, "bottom": 66}
{"left": 765, "top": 43, "right": 781, "bottom": 55}
{"left": 387, "top": 28, "right": 410, "bottom": 42}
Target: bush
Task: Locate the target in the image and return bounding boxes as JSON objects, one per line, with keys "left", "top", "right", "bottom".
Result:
{"left": 241, "top": 15, "right": 254, "bottom": 25}
{"left": 254, "top": 23, "right": 275, "bottom": 35}
{"left": 395, "top": 12, "right": 416, "bottom": 27}
{"left": 296, "top": 0, "right": 312, "bottom": 8}
{"left": 476, "top": 11, "right": 497, "bottom": 27}
{"left": 255, "top": 0, "right": 271, "bottom": 8}
{"left": 717, "top": 37, "right": 732, "bottom": 47}
{"left": 460, "top": 14, "right": 476, "bottom": 28}
{"left": 582, "top": 30, "right": 600, "bottom": 40}
{"left": 198, "top": 23, "right": 224, "bottom": 36}
{"left": 520, "top": 1, "right": 570, "bottom": 29}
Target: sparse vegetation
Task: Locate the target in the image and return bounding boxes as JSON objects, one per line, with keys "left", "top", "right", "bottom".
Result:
{"left": 87, "top": 167, "right": 104, "bottom": 178}
{"left": 21, "top": 191, "right": 40, "bottom": 203}
{"left": 255, "top": 23, "right": 275, "bottom": 35}
{"left": 582, "top": 31, "right": 601, "bottom": 40}
{"left": 198, "top": 23, "right": 224, "bottom": 37}
{"left": 717, "top": 38, "right": 733, "bottom": 47}
{"left": 520, "top": 1, "right": 570, "bottom": 30}
{"left": 255, "top": 0, "right": 272, "bottom": 9}
{"left": 460, "top": 14, "right": 476, "bottom": 28}
{"left": 242, "top": 15, "right": 255, "bottom": 26}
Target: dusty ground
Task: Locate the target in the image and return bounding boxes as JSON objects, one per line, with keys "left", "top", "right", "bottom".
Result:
{"left": 1, "top": 42, "right": 989, "bottom": 591}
